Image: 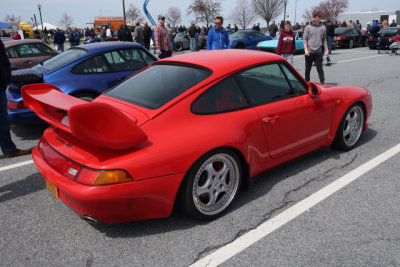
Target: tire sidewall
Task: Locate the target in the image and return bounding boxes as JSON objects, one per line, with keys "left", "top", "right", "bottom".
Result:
{"left": 179, "top": 148, "right": 242, "bottom": 220}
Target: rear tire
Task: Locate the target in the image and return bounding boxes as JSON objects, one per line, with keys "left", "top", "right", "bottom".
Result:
{"left": 236, "top": 43, "right": 245, "bottom": 49}
{"left": 74, "top": 93, "right": 97, "bottom": 102}
{"left": 179, "top": 149, "right": 242, "bottom": 220}
{"left": 175, "top": 42, "right": 183, "bottom": 51}
{"left": 348, "top": 39, "right": 354, "bottom": 49}
{"left": 331, "top": 103, "right": 365, "bottom": 151}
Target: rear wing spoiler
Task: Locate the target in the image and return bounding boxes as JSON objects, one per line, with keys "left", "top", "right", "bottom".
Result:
{"left": 22, "top": 83, "right": 147, "bottom": 150}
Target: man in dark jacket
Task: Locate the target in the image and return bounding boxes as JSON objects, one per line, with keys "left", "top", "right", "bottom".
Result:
{"left": 53, "top": 28, "right": 66, "bottom": 52}
{"left": 0, "top": 39, "right": 32, "bottom": 158}
{"left": 326, "top": 20, "right": 335, "bottom": 65}
{"left": 269, "top": 21, "right": 278, "bottom": 37}
{"left": 118, "top": 24, "right": 133, "bottom": 42}
{"left": 143, "top": 21, "right": 152, "bottom": 50}
{"left": 188, "top": 23, "right": 197, "bottom": 52}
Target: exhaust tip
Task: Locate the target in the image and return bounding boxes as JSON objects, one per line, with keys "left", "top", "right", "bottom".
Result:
{"left": 83, "top": 216, "right": 100, "bottom": 225}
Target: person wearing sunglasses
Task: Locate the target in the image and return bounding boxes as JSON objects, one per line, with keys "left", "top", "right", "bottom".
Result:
{"left": 207, "top": 16, "right": 230, "bottom": 50}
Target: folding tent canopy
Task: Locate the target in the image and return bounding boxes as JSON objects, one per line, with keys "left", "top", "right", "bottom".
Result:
{"left": 0, "top": 21, "right": 12, "bottom": 28}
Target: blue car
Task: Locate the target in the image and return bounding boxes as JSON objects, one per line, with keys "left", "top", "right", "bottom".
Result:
{"left": 229, "top": 30, "right": 273, "bottom": 49}
{"left": 7, "top": 42, "right": 157, "bottom": 124}
{"left": 256, "top": 30, "right": 305, "bottom": 53}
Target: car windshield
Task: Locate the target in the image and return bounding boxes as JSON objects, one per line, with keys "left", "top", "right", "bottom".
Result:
{"left": 231, "top": 31, "right": 248, "bottom": 38}
{"left": 105, "top": 64, "right": 211, "bottom": 109}
{"left": 335, "top": 28, "right": 350, "bottom": 34}
{"left": 40, "top": 48, "right": 87, "bottom": 71}
{"left": 379, "top": 28, "right": 399, "bottom": 34}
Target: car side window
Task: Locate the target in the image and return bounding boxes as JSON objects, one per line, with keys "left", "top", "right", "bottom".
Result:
{"left": 279, "top": 63, "right": 308, "bottom": 95}
{"left": 15, "top": 44, "right": 41, "bottom": 57}
{"left": 255, "top": 32, "right": 264, "bottom": 38}
{"left": 192, "top": 76, "right": 248, "bottom": 114}
{"left": 71, "top": 55, "right": 110, "bottom": 74}
{"left": 104, "top": 49, "right": 148, "bottom": 72}
{"left": 6, "top": 47, "right": 19, "bottom": 58}
{"left": 38, "top": 43, "right": 53, "bottom": 55}
{"left": 235, "top": 63, "right": 295, "bottom": 105}
{"left": 137, "top": 49, "right": 155, "bottom": 65}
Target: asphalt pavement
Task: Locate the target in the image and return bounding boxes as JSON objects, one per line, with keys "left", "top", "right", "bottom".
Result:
{"left": 1, "top": 46, "right": 400, "bottom": 266}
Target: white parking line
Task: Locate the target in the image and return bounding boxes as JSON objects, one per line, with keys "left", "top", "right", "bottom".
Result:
{"left": 337, "top": 54, "right": 385, "bottom": 63}
{"left": 0, "top": 160, "right": 34, "bottom": 172}
{"left": 190, "top": 143, "right": 400, "bottom": 267}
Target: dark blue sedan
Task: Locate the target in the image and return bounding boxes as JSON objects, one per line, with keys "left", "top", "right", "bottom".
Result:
{"left": 7, "top": 42, "right": 157, "bottom": 124}
{"left": 229, "top": 30, "right": 272, "bottom": 49}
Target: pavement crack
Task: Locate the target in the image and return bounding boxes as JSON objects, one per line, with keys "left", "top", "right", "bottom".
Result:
{"left": 191, "top": 154, "right": 358, "bottom": 265}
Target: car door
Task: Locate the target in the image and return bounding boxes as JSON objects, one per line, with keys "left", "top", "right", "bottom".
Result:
{"left": 14, "top": 43, "right": 53, "bottom": 69}
{"left": 248, "top": 32, "right": 263, "bottom": 49}
{"left": 352, "top": 29, "right": 361, "bottom": 46}
{"left": 103, "top": 48, "right": 156, "bottom": 86}
{"left": 235, "top": 62, "right": 334, "bottom": 158}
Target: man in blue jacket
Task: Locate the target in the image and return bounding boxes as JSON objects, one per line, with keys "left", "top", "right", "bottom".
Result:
{"left": 207, "top": 16, "right": 230, "bottom": 50}
{"left": 53, "top": 28, "right": 66, "bottom": 52}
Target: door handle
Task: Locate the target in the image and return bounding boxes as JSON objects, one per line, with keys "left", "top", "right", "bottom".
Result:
{"left": 24, "top": 60, "right": 32, "bottom": 64}
{"left": 263, "top": 115, "right": 279, "bottom": 124}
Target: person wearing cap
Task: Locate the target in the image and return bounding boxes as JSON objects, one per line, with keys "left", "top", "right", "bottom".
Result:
{"left": 0, "top": 39, "right": 32, "bottom": 158}
{"left": 154, "top": 14, "right": 172, "bottom": 59}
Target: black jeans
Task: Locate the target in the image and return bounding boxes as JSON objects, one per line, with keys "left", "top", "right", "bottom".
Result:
{"left": 305, "top": 52, "right": 325, "bottom": 84}
{"left": 159, "top": 50, "right": 172, "bottom": 59}
{"left": 0, "top": 88, "right": 17, "bottom": 155}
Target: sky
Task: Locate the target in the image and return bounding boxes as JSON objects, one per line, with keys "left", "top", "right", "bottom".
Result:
{"left": 1, "top": 0, "right": 399, "bottom": 29}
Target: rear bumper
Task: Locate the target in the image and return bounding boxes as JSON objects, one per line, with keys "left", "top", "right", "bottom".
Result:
{"left": 32, "top": 147, "right": 185, "bottom": 224}
{"left": 8, "top": 108, "right": 44, "bottom": 125}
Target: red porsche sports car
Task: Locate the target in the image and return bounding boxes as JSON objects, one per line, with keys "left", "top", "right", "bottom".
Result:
{"left": 23, "top": 50, "right": 372, "bottom": 224}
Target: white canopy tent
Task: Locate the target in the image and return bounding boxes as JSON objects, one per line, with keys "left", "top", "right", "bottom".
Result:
{"left": 33, "top": 22, "right": 58, "bottom": 30}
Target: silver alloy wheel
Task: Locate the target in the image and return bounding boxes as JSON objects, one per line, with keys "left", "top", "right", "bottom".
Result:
{"left": 342, "top": 105, "right": 364, "bottom": 147}
{"left": 192, "top": 153, "right": 240, "bottom": 216}
{"left": 349, "top": 39, "right": 354, "bottom": 48}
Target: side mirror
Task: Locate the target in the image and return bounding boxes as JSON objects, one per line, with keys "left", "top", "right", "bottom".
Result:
{"left": 248, "top": 35, "right": 254, "bottom": 40}
{"left": 308, "top": 82, "right": 321, "bottom": 96}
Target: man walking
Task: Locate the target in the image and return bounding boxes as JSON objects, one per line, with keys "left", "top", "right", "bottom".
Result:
{"left": 53, "top": 28, "right": 66, "bottom": 52}
{"left": 154, "top": 15, "right": 172, "bottom": 59}
{"left": 269, "top": 21, "right": 278, "bottom": 38}
{"left": 207, "top": 16, "right": 229, "bottom": 50}
{"left": 0, "top": 39, "right": 31, "bottom": 158}
{"left": 188, "top": 23, "right": 197, "bottom": 52}
{"left": 143, "top": 21, "right": 152, "bottom": 50}
{"left": 303, "top": 11, "right": 329, "bottom": 84}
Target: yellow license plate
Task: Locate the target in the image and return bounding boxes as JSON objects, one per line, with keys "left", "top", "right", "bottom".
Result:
{"left": 45, "top": 180, "right": 59, "bottom": 199}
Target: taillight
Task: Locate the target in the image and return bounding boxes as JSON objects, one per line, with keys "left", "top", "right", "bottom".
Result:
{"left": 369, "top": 36, "right": 374, "bottom": 40}
{"left": 7, "top": 101, "right": 26, "bottom": 109}
{"left": 38, "top": 138, "right": 133, "bottom": 186}
{"left": 389, "top": 37, "right": 395, "bottom": 41}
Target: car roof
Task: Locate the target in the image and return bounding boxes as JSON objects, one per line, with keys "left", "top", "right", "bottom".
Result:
{"left": 157, "top": 49, "right": 282, "bottom": 74}
{"left": 72, "top": 41, "right": 144, "bottom": 53}
{"left": 4, "top": 39, "right": 46, "bottom": 47}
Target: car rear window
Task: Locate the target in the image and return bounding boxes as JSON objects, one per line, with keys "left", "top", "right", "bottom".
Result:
{"left": 105, "top": 64, "right": 211, "bottom": 109}
{"left": 334, "top": 28, "right": 350, "bottom": 34}
{"left": 378, "top": 28, "right": 399, "bottom": 34}
{"left": 40, "top": 48, "right": 87, "bottom": 71}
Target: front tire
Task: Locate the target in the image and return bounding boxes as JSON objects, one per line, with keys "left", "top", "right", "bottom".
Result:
{"left": 180, "top": 149, "right": 242, "bottom": 220}
{"left": 332, "top": 103, "right": 365, "bottom": 151}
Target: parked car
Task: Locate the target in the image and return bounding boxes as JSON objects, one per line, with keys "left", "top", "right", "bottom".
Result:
{"left": 333, "top": 27, "right": 368, "bottom": 48}
{"left": 7, "top": 42, "right": 157, "bottom": 124}
{"left": 25, "top": 50, "right": 372, "bottom": 224}
{"left": 3, "top": 39, "right": 59, "bottom": 70}
{"left": 229, "top": 30, "right": 272, "bottom": 49}
{"left": 257, "top": 30, "right": 304, "bottom": 53}
{"left": 368, "top": 27, "right": 400, "bottom": 49}
{"left": 174, "top": 32, "right": 207, "bottom": 51}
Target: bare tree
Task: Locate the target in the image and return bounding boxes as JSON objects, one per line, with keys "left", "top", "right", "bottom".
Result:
{"left": 302, "top": 7, "right": 313, "bottom": 22}
{"left": 252, "top": 0, "right": 284, "bottom": 28}
{"left": 315, "top": 0, "right": 348, "bottom": 21}
{"left": 187, "top": 0, "right": 222, "bottom": 28}
{"left": 4, "top": 14, "right": 21, "bottom": 24}
{"left": 230, "top": 0, "right": 257, "bottom": 30}
{"left": 58, "top": 12, "right": 74, "bottom": 29}
{"left": 166, "top": 7, "right": 182, "bottom": 28}
{"left": 126, "top": 3, "right": 143, "bottom": 23}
